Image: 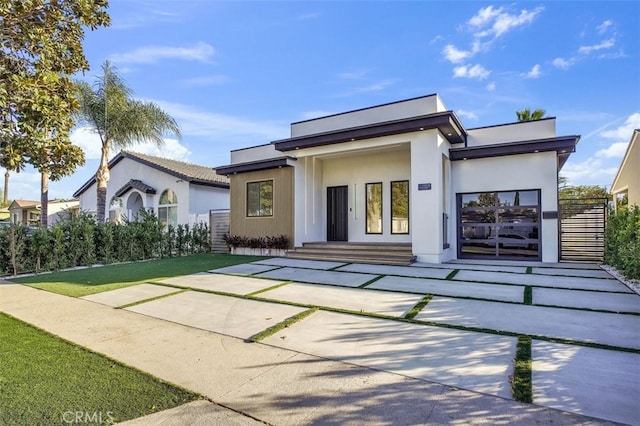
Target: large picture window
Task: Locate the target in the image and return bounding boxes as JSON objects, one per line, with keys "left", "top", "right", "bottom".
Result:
{"left": 158, "top": 189, "right": 178, "bottom": 227}
{"left": 366, "top": 182, "right": 382, "bottom": 234}
{"left": 391, "top": 180, "right": 409, "bottom": 234}
{"left": 247, "top": 180, "right": 273, "bottom": 217}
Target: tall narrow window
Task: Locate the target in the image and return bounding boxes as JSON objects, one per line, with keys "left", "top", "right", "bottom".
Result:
{"left": 366, "top": 182, "right": 382, "bottom": 234}
{"left": 247, "top": 180, "right": 273, "bottom": 217}
{"left": 158, "top": 189, "right": 178, "bottom": 227}
{"left": 391, "top": 180, "right": 409, "bottom": 234}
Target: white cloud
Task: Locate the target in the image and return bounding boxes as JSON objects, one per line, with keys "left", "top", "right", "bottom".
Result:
{"left": 595, "top": 142, "right": 629, "bottom": 159}
{"left": 126, "top": 138, "right": 191, "bottom": 161}
{"left": 552, "top": 57, "right": 573, "bottom": 70}
{"left": 561, "top": 157, "right": 619, "bottom": 186}
{"left": 70, "top": 127, "right": 103, "bottom": 160}
{"left": 468, "top": 5, "right": 502, "bottom": 28}
{"left": 456, "top": 109, "right": 479, "bottom": 121}
{"left": 337, "top": 70, "right": 368, "bottom": 80}
{"left": 469, "top": 5, "right": 544, "bottom": 39}
{"left": 70, "top": 126, "right": 193, "bottom": 162}
{"left": 486, "top": 82, "right": 496, "bottom": 91}
{"left": 600, "top": 112, "right": 640, "bottom": 140}
{"left": 109, "top": 42, "right": 215, "bottom": 64}
{"left": 562, "top": 112, "right": 640, "bottom": 185}
{"left": 522, "top": 64, "right": 541, "bottom": 78}
{"left": 597, "top": 19, "right": 613, "bottom": 34}
{"left": 442, "top": 40, "right": 482, "bottom": 64}
{"left": 181, "top": 74, "right": 230, "bottom": 87}
{"left": 154, "top": 101, "right": 288, "bottom": 144}
{"left": 453, "top": 64, "right": 490, "bottom": 80}
{"left": 578, "top": 38, "right": 615, "bottom": 55}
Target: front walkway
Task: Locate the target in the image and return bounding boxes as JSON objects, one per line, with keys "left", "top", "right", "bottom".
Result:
{"left": 1, "top": 259, "right": 638, "bottom": 425}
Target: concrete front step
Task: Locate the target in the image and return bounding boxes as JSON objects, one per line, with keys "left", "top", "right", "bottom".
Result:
{"left": 287, "top": 242, "right": 416, "bottom": 266}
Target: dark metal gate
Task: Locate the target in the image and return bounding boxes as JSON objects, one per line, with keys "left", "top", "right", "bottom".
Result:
{"left": 559, "top": 198, "right": 608, "bottom": 262}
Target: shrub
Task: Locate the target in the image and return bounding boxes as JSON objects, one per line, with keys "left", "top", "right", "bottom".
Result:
{"left": 223, "top": 234, "right": 290, "bottom": 250}
{"left": 604, "top": 205, "right": 640, "bottom": 280}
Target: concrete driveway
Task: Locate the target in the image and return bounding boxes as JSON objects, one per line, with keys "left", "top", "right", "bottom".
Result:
{"left": 79, "top": 258, "right": 640, "bottom": 425}
{"left": 2, "top": 258, "right": 638, "bottom": 425}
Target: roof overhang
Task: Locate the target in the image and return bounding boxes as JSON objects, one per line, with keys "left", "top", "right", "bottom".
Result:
{"left": 449, "top": 135, "right": 580, "bottom": 169}
{"left": 216, "top": 157, "right": 297, "bottom": 176}
{"left": 115, "top": 179, "right": 156, "bottom": 198}
{"left": 273, "top": 111, "right": 466, "bottom": 152}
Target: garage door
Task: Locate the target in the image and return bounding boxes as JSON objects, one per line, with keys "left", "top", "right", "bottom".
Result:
{"left": 458, "top": 190, "right": 541, "bottom": 260}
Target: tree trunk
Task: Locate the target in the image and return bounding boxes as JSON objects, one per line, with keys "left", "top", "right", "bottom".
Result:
{"left": 40, "top": 170, "right": 49, "bottom": 227}
{"left": 3, "top": 170, "right": 8, "bottom": 204}
{"left": 96, "top": 144, "right": 111, "bottom": 223}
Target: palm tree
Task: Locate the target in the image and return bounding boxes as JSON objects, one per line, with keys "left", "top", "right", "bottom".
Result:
{"left": 516, "top": 108, "right": 546, "bottom": 122}
{"left": 75, "top": 61, "right": 181, "bottom": 222}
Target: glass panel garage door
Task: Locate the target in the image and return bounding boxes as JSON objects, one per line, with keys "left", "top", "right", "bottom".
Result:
{"left": 458, "top": 190, "right": 540, "bottom": 260}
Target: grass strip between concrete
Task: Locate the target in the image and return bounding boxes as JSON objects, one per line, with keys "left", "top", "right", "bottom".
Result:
{"left": 245, "top": 281, "right": 292, "bottom": 297}
{"left": 404, "top": 295, "right": 433, "bottom": 319}
{"left": 358, "top": 275, "right": 386, "bottom": 288}
{"left": 512, "top": 336, "right": 532, "bottom": 403}
{"left": 526, "top": 267, "right": 533, "bottom": 274}
{"left": 247, "top": 307, "right": 319, "bottom": 342}
{"left": 445, "top": 270, "right": 460, "bottom": 280}
{"left": 523, "top": 286, "right": 533, "bottom": 305}
{"left": 117, "top": 288, "right": 189, "bottom": 309}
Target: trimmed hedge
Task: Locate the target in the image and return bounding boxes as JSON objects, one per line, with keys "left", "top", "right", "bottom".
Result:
{"left": 0, "top": 210, "right": 211, "bottom": 276}
{"left": 604, "top": 205, "right": 640, "bottom": 280}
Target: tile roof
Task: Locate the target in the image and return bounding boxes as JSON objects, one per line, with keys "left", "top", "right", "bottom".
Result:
{"left": 74, "top": 150, "right": 229, "bottom": 197}
{"left": 10, "top": 200, "right": 40, "bottom": 208}
{"left": 121, "top": 151, "right": 230, "bottom": 185}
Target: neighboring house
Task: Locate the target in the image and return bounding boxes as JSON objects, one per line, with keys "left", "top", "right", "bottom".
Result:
{"left": 611, "top": 129, "right": 639, "bottom": 209}
{"left": 8, "top": 199, "right": 79, "bottom": 226}
{"left": 74, "top": 151, "right": 230, "bottom": 226}
{"left": 217, "top": 94, "right": 580, "bottom": 263}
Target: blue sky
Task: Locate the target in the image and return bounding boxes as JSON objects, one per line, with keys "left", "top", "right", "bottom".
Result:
{"left": 9, "top": 1, "right": 640, "bottom": 201}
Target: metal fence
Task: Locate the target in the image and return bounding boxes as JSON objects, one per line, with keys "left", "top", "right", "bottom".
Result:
{"left": 558, "top": 198, "right": 608, "bottom": 262}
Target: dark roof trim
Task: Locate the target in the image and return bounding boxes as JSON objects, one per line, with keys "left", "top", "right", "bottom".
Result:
{"left": 449, "top": 135, "right": 580, "bottom": 169}
{"left": 273, "top": 111, "right": 466, "bottom": 152}
{"left": 115, "top": 179, "right": 156, "bottom": 198}
{"left": 216, "top": 157, "right": 296, "bottom": 176}
{"left": 291, "top": 93, "right": 438, "bottom": 125}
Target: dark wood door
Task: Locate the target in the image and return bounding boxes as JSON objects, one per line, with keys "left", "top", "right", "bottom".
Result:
{"left": 327, "top": 186, "right": 348, "bottom": 241}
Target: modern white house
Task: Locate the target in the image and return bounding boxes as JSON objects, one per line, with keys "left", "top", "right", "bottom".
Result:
{"left": 74, "top": 151, "right": 230, "bottom": 226}
{"left": 217, "top": 94, "right": 579, "bottom": 263}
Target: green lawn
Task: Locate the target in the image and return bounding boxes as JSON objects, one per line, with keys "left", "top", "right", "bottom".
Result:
{"left": 10, "top": 253, "right": 267, "bottom": 297}
{"left": 0, "top": 313, "right": 199, "bottom": 425}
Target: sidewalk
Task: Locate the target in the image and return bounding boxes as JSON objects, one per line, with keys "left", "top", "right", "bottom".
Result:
{"left": 0, "top": 283, "right": 621, "bottom": 425}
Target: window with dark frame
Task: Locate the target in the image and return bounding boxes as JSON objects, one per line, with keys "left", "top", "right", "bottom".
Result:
{"left": 247, "top": 180, "right": 273, "bottom": 217}
{"left": 366, "top": 182, "right": 382, "bottom": 234}
{"left": 391, "top": 180, "right": 409, "bottom": 234}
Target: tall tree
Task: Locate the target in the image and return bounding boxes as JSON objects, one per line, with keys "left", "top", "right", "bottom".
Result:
{"left": 516, "top": 108, "right": 546, "bottom": 122}
{"left": 75, "top": 61, "right": 181, "bottom": 222}
{"left": 0, "top": 0, "right": 110, "bottom": 225}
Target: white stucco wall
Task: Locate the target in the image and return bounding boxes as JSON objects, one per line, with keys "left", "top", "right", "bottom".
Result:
{"left": 466, "top": 119, "right": 556, "bottom": 147}
{"left": 451, "top": 151, "right": 559, "bottom": 262}
{"left": 230, "top": 143, "right": 282, "bottom": 164}
{"left": 409, "top": 131, "right": 454, "bottom": 263}
{"left": 291, "top": 95, "right": 442, "bottom": 137}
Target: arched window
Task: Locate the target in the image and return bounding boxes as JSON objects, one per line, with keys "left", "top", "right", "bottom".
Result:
{"left": 109, "top": 196, "right": 124, "bottom": 223}
{"left": 158, "top": 189, "right": 178, "bottom": 227}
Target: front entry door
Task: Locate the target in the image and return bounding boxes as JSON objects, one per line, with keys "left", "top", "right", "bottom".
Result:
{"left": 327, "top": 186, "right": 348, "bottom": 241}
